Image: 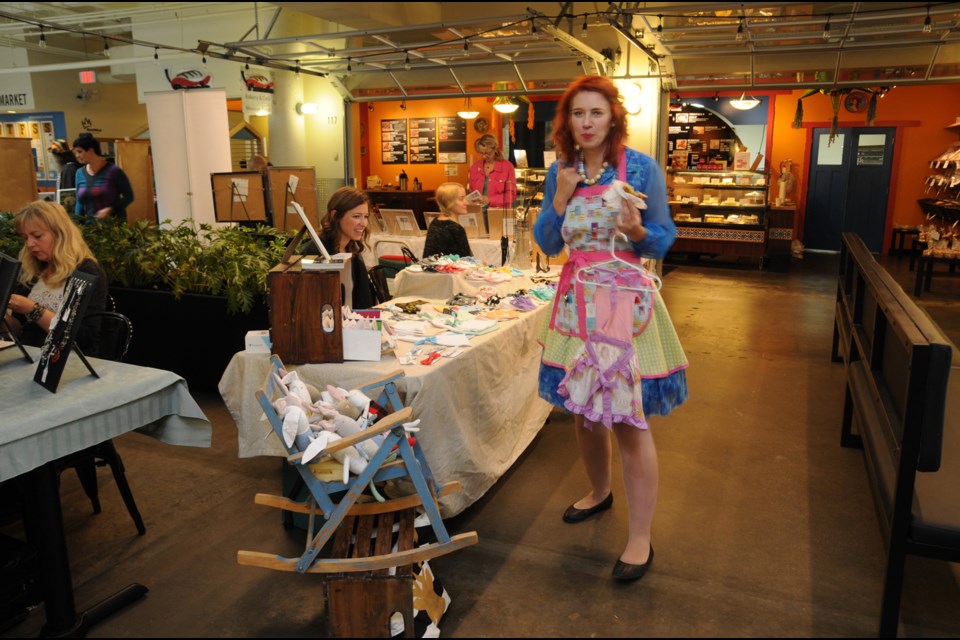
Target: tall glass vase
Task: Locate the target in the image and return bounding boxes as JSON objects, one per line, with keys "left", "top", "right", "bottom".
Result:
{"left": 509, "top": 220, "right": 532, "bottom": 270}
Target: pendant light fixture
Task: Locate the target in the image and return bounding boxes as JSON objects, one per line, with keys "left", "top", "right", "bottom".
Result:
{"left": 729, "top": 91, "right": 761, "bottom": 110}
{"left": 493, "top": 96, "right": 519, "bottom": 114}
{"left": 457, "top": 96, "right": 479, "bottom": 119}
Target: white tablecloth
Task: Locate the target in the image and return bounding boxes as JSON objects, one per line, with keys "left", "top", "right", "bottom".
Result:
{"left": 219, "top": 299, "right": 553, "bottom": 518}
{"left": 0, "top": 346, "right": 212, "bottom": 481}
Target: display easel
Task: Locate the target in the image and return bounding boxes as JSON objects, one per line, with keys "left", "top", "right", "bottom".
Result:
{"left": 34, "top": 272, "right": 100, "bottom": 393}
{"left": 211, "top": 171, "right": 268, "bottom": 224}
{"left": 267, "top": 167, "right": 319, "bottom": 234}
{"left": 0, "top": 253, "right": 33, "bottom": 364}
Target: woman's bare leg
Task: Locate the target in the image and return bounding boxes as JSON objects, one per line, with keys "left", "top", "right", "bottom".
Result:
{"left": 613, "top": 422, "right": 657, "bottom": 565}
{"left": 572, "top": 415, "right": 612, "bottom": 508}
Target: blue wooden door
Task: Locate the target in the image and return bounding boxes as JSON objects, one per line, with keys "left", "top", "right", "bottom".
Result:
{"left": 804, "top": 128, "right": 895, "bottom": 252}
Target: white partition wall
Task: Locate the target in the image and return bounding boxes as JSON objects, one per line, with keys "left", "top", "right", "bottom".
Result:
{"left": 145, "top": 89, "right": 232, "bottom": 226}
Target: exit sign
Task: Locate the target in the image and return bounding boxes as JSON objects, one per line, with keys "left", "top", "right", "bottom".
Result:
{"left": 79, "top": 70, "right": 96, "bottom": 84}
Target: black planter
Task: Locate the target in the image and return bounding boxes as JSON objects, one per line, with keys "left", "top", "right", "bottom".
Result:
{"left": 109, "top": 287, "right": 269, "bottom": 391}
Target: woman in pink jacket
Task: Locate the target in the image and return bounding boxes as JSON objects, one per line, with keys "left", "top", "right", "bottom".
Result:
{"left": 468, "top": 134, "right": 516, "bottom": 234}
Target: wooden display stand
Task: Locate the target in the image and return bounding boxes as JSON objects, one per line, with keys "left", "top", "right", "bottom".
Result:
{"left": 115, "top": 140, "right": 156, "bottom": 224}
{"left": 267, "top": 167, "right": 319, "bottom": 234}
{"left": 267, "top": 260, "right": 343, "bottom": 364}
{"left": 0, "top": 138, "right": 38, "bottom": 212}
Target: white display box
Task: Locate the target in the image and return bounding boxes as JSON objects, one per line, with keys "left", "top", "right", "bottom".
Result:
{"left": 245, "top": 330, "right": 272, "bottom": 354}
{"left": 342, "top": 310, "right": 382, "bottom": 361}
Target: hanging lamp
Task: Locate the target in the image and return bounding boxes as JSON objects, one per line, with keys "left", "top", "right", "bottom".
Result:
{"left": 457, "top": 96, "right": 479, "bottom": 119}
{"left": 729, "top": 92, "right": 761, "bottom": 110}
{"left": 493, "top": 96, "right": 519, "bottom": 114}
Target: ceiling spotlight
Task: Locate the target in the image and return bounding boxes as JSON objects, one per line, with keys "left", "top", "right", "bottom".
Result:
{"left": 531, "top": 19, "right": 538, "bottom": 34}
{"left": 823, "top": 15, "right": 831, "bottom": 40}
{"left": 38, "top": 25, "right": 46, "bottom": 48}
{"left": 400, "top": 100, "right": 407, "bottom": 111}
{"left": 657, "top": 15, "right": 663, "bottom": 38}
{"left": 103, "top": 37, "right": 110, "bottom": 57}
{"left": 923, "top": 9, "right": 932, "bottom": 33}
{"left": 368, "top": 104, "right": 374, "bottom": 112}
{"left": 582, "top": 16, "right": 588, "bottom": 37}
{"left": 729, "top": 92, "right": 761, "bottom": 110}
{"left": 457, "top": 96, "right": 479, "bottom": 119}
{"left": 404, "top": 51, "right": 411, "bottom": 70}
{"left": 154, "top": 47, "right": 159, "bottom": 65}
{"left": 202, "top": 55, "right": 207, "bottom": 65}
{"left": 245, "top": 62, "right": 250, "bottom": 70}
{"left": 347, "top": 58, "right": 352, "bottom": 72}
{"left": 736, "top": 18, "right": 744, "bottom": 42}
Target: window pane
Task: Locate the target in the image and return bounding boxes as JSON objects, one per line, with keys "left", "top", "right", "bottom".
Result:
{"left": 817, "top": 134, "right": 844, "bottom": 165}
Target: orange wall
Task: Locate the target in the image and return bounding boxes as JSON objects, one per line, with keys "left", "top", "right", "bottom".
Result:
{"left": 354, "top": 97, "right": 509, "bottom": 192}
{"left": 769, "top": 85, "right": 960, "bottom": 248}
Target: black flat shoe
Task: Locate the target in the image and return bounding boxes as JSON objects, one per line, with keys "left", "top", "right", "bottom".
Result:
{"left": 562, "top": 492, "right": 613, "bottom": 523}
{"left": 612, "top": 546, "right": 654, "bottom": 582}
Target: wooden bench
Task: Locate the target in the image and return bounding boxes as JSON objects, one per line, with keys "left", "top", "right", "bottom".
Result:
{"left": 832, "top": 232, "right": 960, "bottom": 637}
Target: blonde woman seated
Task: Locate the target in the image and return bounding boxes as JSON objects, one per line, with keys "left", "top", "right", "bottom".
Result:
{"left": 4, "top": 200, "right": 108, "bottom": 355}
{"left": 422, "top": 182, "right": 473, "bottom": 259}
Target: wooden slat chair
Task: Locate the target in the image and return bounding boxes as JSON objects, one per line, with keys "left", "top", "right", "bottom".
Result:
{"left": 237, "top": 355, "right": 477, "bottom": 576}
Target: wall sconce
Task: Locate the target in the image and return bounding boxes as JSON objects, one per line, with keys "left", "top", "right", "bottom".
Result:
{"left": 729, "top": 92, "right": 760, "bottom": 110}
{"left": 618, "top": 81, "right": 642, "bottom": 115}
{"left": 296, "top": 102, "right": 318, "bottom": 115}
{"left": 493, "top": 96, "right": 519, "bottom": 114}
{"left": 457, "top": 96, "right": 479, "bottom": 119}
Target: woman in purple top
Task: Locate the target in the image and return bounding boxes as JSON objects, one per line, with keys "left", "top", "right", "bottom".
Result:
{"left": 72, "top": 133, "right": 134, "bottom": 223}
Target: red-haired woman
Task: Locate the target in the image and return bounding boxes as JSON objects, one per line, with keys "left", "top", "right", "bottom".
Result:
{"left": 533, "top": 75, "right": 688, "bottom": 582}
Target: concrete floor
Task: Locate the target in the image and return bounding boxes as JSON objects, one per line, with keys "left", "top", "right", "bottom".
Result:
{"left": 3, "top": 250, "right": 959, "bottom": 638}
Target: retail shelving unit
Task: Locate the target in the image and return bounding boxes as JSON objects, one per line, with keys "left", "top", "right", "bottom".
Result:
{"left": 919, "top": 122, "right": 960, "bottom": 225}
{"left": 667, "top": 169, "right": 770, "bottom": 259}
{"left": 514, "top": 167, "right": 547, "bottom": 212}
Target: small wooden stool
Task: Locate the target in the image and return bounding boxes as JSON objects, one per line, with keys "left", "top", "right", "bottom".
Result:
{"left": 890, "top": 226, "right": 920, "bottom": 257}
{"left": 324, "top": 509, "right": 416, "bottom": 638}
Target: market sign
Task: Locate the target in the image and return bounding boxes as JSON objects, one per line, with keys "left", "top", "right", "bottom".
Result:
{"left": 243, "top": 90, "right": 273, "bottom": 116}
{"left": 0, "top": 72, "right": 35, "bottom": 110}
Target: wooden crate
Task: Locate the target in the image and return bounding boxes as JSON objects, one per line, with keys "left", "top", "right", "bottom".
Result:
{"left": 324, "top": 509, "right": 416, "bottom": 638}
{"left": 267, "top": 260, "right": 343, "bottom": 364}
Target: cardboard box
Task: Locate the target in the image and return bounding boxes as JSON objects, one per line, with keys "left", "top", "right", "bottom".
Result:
{"left": 245, "top": 330, "right": 272, "bottom": 354}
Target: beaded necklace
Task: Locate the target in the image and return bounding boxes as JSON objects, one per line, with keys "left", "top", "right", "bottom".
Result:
{"left": 577, "top": 148, "right": 608, "bottom": 186}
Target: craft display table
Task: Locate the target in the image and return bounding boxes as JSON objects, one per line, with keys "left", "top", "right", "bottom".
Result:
{"left": 364, "top": 233, "right": 508, "bottom": 268}
{"left": 219, "top": 296, "right": 553, "bottom": 518}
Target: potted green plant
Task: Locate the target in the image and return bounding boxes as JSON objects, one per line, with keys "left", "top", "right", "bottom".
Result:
{"left": 1, "top": 213, "right": 290, "bottom": 389}
{"left": 82, "top": 219, "right": 289, "bottom": 389}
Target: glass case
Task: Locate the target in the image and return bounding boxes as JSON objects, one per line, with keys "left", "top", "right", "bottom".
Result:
{"left": 514, "top": 167, "right": 547, "bottom": 212}
{"left": 668, "top": 170, "right": 769, "bottom": 227}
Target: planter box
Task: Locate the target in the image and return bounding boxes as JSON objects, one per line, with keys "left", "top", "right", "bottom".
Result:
{"left": 109, "top": 287, "right": 269, "bottom": 391}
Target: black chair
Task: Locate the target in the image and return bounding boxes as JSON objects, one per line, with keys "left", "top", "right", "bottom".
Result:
{"left": 55, "top": 311, "right": 145, "bottom": 535}
{"left": 368, "top": 265, "right": 392, "bottom": 303}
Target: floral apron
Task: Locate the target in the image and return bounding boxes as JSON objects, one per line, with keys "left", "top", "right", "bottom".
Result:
{"left": 538, "top": 153, "right": 688, "bottom": 428}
